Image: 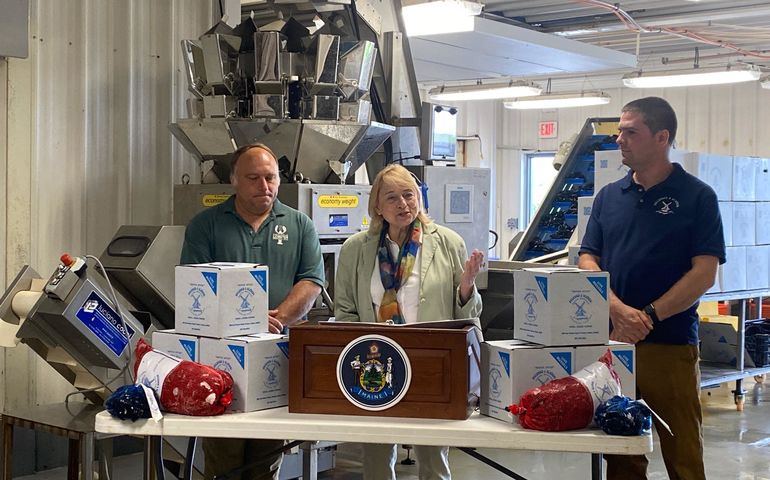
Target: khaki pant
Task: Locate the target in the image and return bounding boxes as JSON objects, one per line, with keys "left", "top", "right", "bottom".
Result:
{"left": 203, "top": 438, "right": 284, "bottom": 480}
{"left": 606, "top": 343, "right": 705, "bottom": 480}
{"left": 361, "top": 444, "right": 450, "bottom": 480}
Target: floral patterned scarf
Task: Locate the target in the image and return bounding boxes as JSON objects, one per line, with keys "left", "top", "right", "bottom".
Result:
{"left": 377, "top": 219, "right": 422, "bottom": 324}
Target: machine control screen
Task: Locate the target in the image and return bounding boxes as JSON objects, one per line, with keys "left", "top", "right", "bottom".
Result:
{"left": 329, "top": 214, "right": 349, "bottom": 227}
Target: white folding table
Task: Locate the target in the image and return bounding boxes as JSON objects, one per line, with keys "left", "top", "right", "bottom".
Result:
{"left": 95, "top": 407, "right": 652, "bottom": 480}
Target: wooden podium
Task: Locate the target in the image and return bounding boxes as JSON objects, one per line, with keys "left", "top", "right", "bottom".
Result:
{"left": 288, "top": 322, "right": 481, "bottom": 420}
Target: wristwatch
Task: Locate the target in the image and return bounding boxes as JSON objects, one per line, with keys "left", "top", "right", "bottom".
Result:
{"left": 643, "top": 303, "right": 660, "bottom": 323}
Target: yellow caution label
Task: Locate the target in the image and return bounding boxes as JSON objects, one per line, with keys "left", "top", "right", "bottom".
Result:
{"left": 317, "top": 195, "right": 359, "bottom": 208}
{"left": 202, "top": 194, "right": 231, "bottom": 207}
{"left": 362, "top": 216, "right": 369, "bottom": 226}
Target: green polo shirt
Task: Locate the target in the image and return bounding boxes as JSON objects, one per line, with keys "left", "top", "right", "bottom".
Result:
{"left": 180, "top": 196, "right": 325, "bottom": 309}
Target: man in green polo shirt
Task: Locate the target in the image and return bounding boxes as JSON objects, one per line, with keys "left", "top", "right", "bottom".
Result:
{"left": 180, "top": 143, "right": 324, "bottom": 480}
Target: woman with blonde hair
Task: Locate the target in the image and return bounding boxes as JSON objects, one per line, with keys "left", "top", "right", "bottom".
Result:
{"left": 335, "top": 164, "right": 483, "bottom": 479}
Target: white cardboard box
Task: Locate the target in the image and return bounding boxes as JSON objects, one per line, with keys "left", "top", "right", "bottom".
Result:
{"left": 678, "top": 152, "right": 733, "bottom": 201}
{"left": 175, "top": 263, "right": 268, "bottom": 338}
{"left": 732, "top": 202, "right": 756, "bottom": 246}
{"left": 594, "top": 150, "right": 628, "bottom": 192}
{"left": 573, "top": 342, "right": 636, "bottom": 398}
{"left": 755, "top": 158, "right": 770, "bottom": 201}
{"left": 732, "top": 156, "right": 756, "bottom": 201}
{"left": 480, "top": 340, "right": 573, "bottom": 422}
{"left": 699, "top": 322, "right": 755, "bottom": 368}
{"left": 756, "top": 202, "right": 770, "bottom": 245}
{"left": 200, "top": 333, "right": 289, "bottom": 412}
{"left": 514, "top": 268, "right": 609, "bottom": 346}
{"left": 722, "top": 247, "right": 747, "bottom": 292}
{"left": 719, "top": 202, "right": 733, "bottom": 247}
{"left": 151, "top": 330, "right": 200, "bottom": 362}
{"left": 746, "top": 246, "right": 770, "bottom": 290}
{"left": 576, "top": 196, "right": 595, "bottom": 244}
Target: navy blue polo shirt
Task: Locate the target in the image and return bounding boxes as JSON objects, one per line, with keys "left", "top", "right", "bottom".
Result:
{"left": 580, "top": 163, "right": 726, "bottom": 345}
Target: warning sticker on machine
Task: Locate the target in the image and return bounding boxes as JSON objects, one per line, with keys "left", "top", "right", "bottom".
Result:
{"left": 317, "top": 195, "right": 359, "bottom": 208}
{"left": 75, "top": 291, "right": 135, "bottom": 356}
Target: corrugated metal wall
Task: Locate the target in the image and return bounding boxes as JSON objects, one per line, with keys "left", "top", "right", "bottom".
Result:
{"left": 457, "top": 83, "right": 770, "bottom": 259}
{"left": 2, "top": 0, "right": 212, "bottom": 414}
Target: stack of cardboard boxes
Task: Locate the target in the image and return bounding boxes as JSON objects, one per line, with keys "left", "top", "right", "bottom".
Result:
{"left": 152, "top": 263, "right": 289, "bottom": 412}
{"left": 480, "top": 267, "right": 636, "bottom": 422}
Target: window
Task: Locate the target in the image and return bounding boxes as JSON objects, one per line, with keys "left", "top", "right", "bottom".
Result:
{"left": 523, "top": 152, "right": 558, "bottom": 229}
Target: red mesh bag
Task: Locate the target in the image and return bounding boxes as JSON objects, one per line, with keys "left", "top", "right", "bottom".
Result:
{"left": 507, "top": 350, "right": 621, "bottom": 431}
{"left": 134, "top": 338, "right": 233, "bottom": 416}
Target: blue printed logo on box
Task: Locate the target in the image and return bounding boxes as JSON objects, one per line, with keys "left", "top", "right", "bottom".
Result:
{"left": 187, "top": 286, "right": 206, "bottom": 316}
{"left": 201, "top": 271, "right": 218, "bottom": 294}
{"left": 569, "top": 294, "right": 593, "bottom": 324}
{"left": 251, "top": 270, "right": 267, "bottom": 291}
{"left": 235, "top": 287, "right": 255, "bottom": 315}
{"left": 263, "top": 359, "right": 281, "bottom": 388}
{"left": 488, "top": 368, "right": 503, "bottom": 400}
{"left": 228, "top": 344, "right": 246, "bottom": 369}
{"left": 180, "top": 339, "right": 196, "bottom": 361}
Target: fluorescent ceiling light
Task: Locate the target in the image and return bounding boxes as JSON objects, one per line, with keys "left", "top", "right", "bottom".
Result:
{"left": 761, "top": 76, "right": 770, "bottom": 90}
{"left": 554, "top": 29, "right": 599, "bottom": 37}
{"left": 623, "top": 65, "right": 761, "bottom": 88}
{"left": 503, "top": 91, "right": 611, "bottom": 110}
{"left": 402, "top": 0, "right": 483, "bottom": 37}
{"left": 429, "top": 81, "right": 541, "bottom": 101}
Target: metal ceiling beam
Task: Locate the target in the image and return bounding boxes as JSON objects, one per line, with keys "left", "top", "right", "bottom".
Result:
{"left": 487, "top": 1, "right": 770, "bottom": 28}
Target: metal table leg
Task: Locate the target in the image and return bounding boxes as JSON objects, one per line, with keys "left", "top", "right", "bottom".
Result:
{"left": 735, "top": 299, "right": 748, "bottom": 410}
{"left": 97, "top": 437, "right": 114, "bottom": 480}
{"left": 68, "top": 437, "right": 79, "bottom": 479}
{"left": 591, "top": 453, "right": 603, "bottom": 480}
{"left": 144, "top": 436, "right": 164, "bottom": 480}
{"left": 182, "top": 437, "right": 197, "bottom": 480}
{"left": 301, "top": 442, "right": 319, "bottom": 480}
{"left": 81, "top": 431, "right": 95, "bottom": 480}
{"left": 2, "top": 417, "right": 12, "bottom": 480}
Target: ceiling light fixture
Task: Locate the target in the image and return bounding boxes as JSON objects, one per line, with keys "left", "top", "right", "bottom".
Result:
{"left": 402, "top": 0, "right": 483, "bottom": 37}
{"left": 503, "top": 91, "right": 611, "bottom": 110}
{"left": 761, "top": 76, "right": 770, "bottom": 90}
{"left": 428, "top": 80, "right": 542, "bottom": 101}
{"left": 623, "top": 64, "right": 762, "bottom": 89}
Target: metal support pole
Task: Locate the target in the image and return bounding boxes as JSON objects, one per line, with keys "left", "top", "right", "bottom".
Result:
{"left": 81, "top": 432, "right": 95, "bottom": 480}
{"left": 591, "top": 453, "right": 604, "bottom": 480}
{"left": 301, "top": 441, "right": 319, "bottom": 480}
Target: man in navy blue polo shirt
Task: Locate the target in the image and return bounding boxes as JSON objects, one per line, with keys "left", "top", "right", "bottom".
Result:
{"left": 580, "top": 97, "right": 725, "bottom": 480}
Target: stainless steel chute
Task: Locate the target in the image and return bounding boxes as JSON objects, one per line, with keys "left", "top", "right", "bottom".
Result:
{"left": 171, "top": 15, "right": 395, "bottom": 185}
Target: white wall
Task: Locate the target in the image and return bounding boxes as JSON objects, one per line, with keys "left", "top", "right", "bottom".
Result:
{"left": 456, "top": 83, "right": 770, "bottom": 259}
{"left": 0, "top": 0, "right": 212, "bottom": 411}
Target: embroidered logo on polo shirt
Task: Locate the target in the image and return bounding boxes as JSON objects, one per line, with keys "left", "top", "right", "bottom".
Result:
{"left": 653, "top": 196, "right": 679, "bottom": 215}
{"left": 272, "top": 225, "right": 288, "bottom": 245}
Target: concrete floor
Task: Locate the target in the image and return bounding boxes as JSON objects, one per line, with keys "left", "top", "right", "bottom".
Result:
{"left": 17, "top": 378, "right": 770, "bottom": 479}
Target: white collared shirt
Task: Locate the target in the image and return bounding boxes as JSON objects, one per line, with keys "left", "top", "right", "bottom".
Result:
{"left": 370, "top": 234, "right": 422, "bottom": 324}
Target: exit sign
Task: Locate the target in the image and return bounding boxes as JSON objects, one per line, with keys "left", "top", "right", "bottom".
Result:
{"left": 539, "top": 121, "right": 558, "bottom": 138}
